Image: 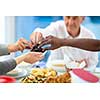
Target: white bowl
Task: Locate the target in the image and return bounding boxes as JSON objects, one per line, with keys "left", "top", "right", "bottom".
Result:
{"left": 65, "top": 60, "right": 86, "bottom": 69}
{"left": 46, "top": 60, "right": 66, "bottom": 72}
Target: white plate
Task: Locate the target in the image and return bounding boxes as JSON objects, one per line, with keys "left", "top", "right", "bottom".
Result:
{"left": 7, "top": 68, "right": 28, "bottom": 79}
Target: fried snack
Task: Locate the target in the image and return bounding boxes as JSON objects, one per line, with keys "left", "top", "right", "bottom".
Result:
{"left": 45, "top": 72, "right": 71, "bottom": 83}
{"left": 31, "top": 68, "right": 57, "bottom": 77}
{"left": 21, "top": 68, "right": 71, "bottom": 83}
{"left": 21, "top": 68, "right": 57, "bottom": 83}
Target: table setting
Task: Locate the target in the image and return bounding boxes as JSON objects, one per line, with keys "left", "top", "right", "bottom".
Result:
{"left": 1, "top": 59, "right": 99, "bottom": 83}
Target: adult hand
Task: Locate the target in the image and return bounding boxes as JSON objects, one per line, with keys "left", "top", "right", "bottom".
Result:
{"left": 30, "top": 32, "right": 44, "bottom": 44}
{"left": 15, "top": 52, "right": 44, "bottom": 64}
{"left": 8, "top": 38, "right": 33, "bottom": 53}
{"left": 39, "top": 35, "right": 63, "bottom": 50}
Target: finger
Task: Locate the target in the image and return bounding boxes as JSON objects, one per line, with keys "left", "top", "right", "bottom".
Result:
{"left": 45, "top": 35, "right": 53, "bottom": 39}
{"left": 41, "top": 37, "right": 49, "bottom": 43}
{"left": 25, "top": 41, "right": 33, "bottom": 49}
{"left": 39, "top": 40, "right": 51, "bottom": 48}
{"left": 31, "top": 40, "right": 35, "bottom": 45}
{"left": 30, "top": 32, "right": 37, "bottom": 44}
{"left": 36, "top": 32, "right": 44, "bottom": 43}
{"left": 35, "top": 32, "right": 38, "bottom": 43}
{"left": 18, "top": 42, "right": 26, "bottom": 51}
{"left": 18, "top": 38, "right": 31, "bottom": 48}
{"left": 20, "top": 38, "right": 29, "bottom": 44}
{"left": 31, "top": 52, "right": 44, "bottom": 61}
{"left": 34, "top": 32, "right": 40, "bottom": 43}
{"left": 18, "top": 45, "right": 25, "bottom": 51}
{"left": 18, "top": 39, "right": 25, "bottom": 45}
{"left": 16, "top": 45, "right": 24, "bottom": 52}
{"left": 31, "top": 52, "right": 43, "bottom": 55}
{"left": 36, "top": 55, "right": 44, "bottom": 61}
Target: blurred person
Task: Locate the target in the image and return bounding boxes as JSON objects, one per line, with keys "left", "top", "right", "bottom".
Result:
{"left": 0, "top": 38, "right": 43, "bottom": 75}
{"left": 30, "top": 16, "right": 98, "bottom": 71}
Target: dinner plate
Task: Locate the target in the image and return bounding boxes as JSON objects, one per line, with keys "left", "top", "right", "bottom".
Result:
{"left": 7, "top": 68, "right": 28, "bottom": 79}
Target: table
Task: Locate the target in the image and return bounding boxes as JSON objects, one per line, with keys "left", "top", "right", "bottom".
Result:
{"left": 9, "top": 62, "right": 100, "bottom": 83}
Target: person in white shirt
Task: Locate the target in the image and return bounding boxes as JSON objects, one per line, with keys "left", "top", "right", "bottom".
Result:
{"left": 30, "top": 16, "right": 98, "bottom": 71}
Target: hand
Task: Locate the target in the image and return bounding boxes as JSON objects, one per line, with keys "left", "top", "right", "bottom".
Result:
{"left": 8, "top": 38, "right": 33, "bottom": 53}
{"left": 15, "top": 52, "right": 44, "bottom": 64}
{"left": 30, "top": 32, "right": 44, "bottom": 44}
{"left": 39, "top": 35, "right": 63, "bottom": 50}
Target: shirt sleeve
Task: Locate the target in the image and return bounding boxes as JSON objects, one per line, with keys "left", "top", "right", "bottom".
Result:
{"left": 0, "top": 44, "right": 10, "bottom": 56}
{"left": 33, "top": 21, "right": 65, "bottom": 61}
{"left": 0, "top": 59, "right": 17, "bottom": 75}
{"left": 33, "top": 22, "right": 59, "bottom": 38}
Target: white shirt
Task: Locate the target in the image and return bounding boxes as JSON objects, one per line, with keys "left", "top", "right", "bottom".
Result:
{"left": 34, "top": 20, "right": 98, "bottom": 71}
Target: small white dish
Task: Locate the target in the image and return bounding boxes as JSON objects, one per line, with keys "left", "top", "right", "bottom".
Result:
{"left": 46, "top": 60, "right": 66, "bottom": 72}
{"left": 66, "top": 60, "right": 86, "bottom": 69}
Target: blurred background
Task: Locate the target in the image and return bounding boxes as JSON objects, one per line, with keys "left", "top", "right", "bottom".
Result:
{"left": 0, "top": 16, "right": 100, "bottom": 67}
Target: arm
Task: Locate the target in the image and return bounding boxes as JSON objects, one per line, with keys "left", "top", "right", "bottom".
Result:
{"left": 30, "top": 22, "right": 58, "bottom": 44}
{"left": 40, "top": 35, "right": 100, "bottom": 51}
{"left": 7, "top": 38, "right": 32, "bottom": 53}
{"left": 0, "top": 59, "right": 17, "bottom": 75}
{"left": 62, "top": 38, "right": 100, "bottom": 51}
{"left": 0, "top": 38, "right": 32, "bottom": 56}
{"left": 0, "top": 52, "right": 43, "bottom": 75}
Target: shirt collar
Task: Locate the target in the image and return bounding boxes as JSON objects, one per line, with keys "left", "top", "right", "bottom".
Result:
{"left": 65, "top": 25, "right": 83, "bottom": 39}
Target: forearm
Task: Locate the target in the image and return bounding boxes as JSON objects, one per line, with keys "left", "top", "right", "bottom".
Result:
{"left": 0, "top": 43, "right": 18, "bottom": 56}
{"left": 0, "top": 59, "right": 17, "bottom": 75}
{"left": 15, "top": 55, "right": 25, "bottom": 65}
{"left": 7, "top": 44, "right": 18, "bottom": 53}
{"left": 61, "top": 38, "right": 100, "bottom": 51}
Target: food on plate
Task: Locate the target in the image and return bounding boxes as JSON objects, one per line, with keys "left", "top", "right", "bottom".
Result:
{"left": 31, "top": 68, "right": 57, "bottom": 77}
{"left": 45, "top": 72, "right": 71, "bottom": 83}
{"left": 21, "top": 68, "right": 71, "bottom": 83}
{"left": 52, "top": 63, "right": 65, "bottom": 67}
{"left": 51, "top": 60, "right": 66, "bottom": 67}
{"left": 46, "top": 60, "right": 66, "bottom": 72}
{"left": 21, "top": 68, "right": 57, "bottom": 83}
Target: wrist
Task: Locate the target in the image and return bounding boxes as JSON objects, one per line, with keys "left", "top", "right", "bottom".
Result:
{"left": 8, "top": 44, "right": 17, "bottom": 53}
{"left": 15, "top": 55, "right": 25, "bottom": 64}
{"left": 61, "top": 38, "right": 68, "bottom": 46}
